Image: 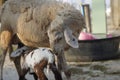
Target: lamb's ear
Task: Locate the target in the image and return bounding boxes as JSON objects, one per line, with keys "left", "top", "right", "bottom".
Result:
{"left": 11, "top": 46, "right": 28, "bottom": 58}
{"left": 64, "top": 29, "right": 79, "bottom": 48}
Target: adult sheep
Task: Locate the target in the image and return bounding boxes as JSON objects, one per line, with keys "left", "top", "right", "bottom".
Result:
{"left": 0, "top": 0, "right": 85, "bottom": 80}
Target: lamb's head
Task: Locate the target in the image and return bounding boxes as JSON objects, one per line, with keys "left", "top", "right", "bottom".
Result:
{"left": 48, "top": 8, "right": 85, "bottom": 53}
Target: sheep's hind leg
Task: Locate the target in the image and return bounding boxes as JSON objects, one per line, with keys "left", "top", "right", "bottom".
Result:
{"left": 13, "top": 56, "right": 26, "bottom": 80}
{"left": 10, "top": 48, "right": 26, "bottom": 80}
{"left": 0, "top": 31, "right": 13, "bottom": 80}
{"left": 57, "top": 51, "right": 71, "bottom": 80}
{"left": 8, "top": 45, "right": 25, "bottom": 80}
{"left": 0, "top": 48, "right": 7, "bottom": 80}
{"left": 12, "top": 43, "right": 26, "bottom": 80}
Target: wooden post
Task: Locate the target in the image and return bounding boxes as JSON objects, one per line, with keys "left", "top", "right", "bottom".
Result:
{"left": 82, "top": 4, "right": 92, "bottom": 33}
{"left": 111, "top": 0, "right": 120, "bottom": 29}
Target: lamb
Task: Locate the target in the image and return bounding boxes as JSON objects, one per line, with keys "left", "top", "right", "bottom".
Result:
{"left": 0, "top": 0, "right": 85, "bottom": 80}
{"left": 11, "top": 47, "right": 62, "bottom": 80}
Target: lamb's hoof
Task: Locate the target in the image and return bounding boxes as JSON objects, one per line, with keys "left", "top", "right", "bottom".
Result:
{"left": 19, "top": 77, "right": 27, "bottom": 80}
{"left": 19, "top": 79, "right": 27, "bottom": 80}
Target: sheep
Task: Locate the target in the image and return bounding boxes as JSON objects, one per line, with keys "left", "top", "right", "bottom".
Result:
{"left": 11, "top": 47, "right": 62, "bottom": 80}
{"left": 0, "top": 0, "right": 85, "bottom": 80}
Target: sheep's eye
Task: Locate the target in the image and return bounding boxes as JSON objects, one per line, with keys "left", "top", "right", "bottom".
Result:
{"left": 54, "top": 32, "right": 63, "bottom": 42}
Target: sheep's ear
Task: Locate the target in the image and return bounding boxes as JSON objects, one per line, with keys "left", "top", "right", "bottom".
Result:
{"left": 64, "top": 29, "right": 79, "bottom": 48}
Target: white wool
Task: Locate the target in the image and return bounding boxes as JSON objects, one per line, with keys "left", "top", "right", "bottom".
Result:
{"left": 25, "top": 48, "right": 54, "bottom": 69}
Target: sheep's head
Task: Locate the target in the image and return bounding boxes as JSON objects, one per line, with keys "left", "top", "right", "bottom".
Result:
{"left": 48, "top": 8, "right": 85, "bottom": 53}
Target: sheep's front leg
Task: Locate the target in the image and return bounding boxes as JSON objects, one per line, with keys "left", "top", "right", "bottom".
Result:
{"left": 56, "top": 51, "right": 71, "bottom": 80}
{"left": 50, "top": 62, "right": 62, "bottom": 80}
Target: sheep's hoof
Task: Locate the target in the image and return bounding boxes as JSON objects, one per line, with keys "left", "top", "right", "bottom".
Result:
{"left": 64, "top": 69, "right": 71, "bottom": 80}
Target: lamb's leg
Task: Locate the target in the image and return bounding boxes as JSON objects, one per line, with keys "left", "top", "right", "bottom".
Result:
{"left": 57, "top": 51, "right": 71, "bottom": 80}
{"left": 34, "top": 60, "right": 48, "bottom": 80}
{"left": 19, "top": 66, "right": 29, "bottom": 80}
{"left": 29, "top": 72, "right": 38, "bottom": 80}
{"left": 50, "top": 62, "right": 62, "bottom": 80}
{"left": 0, "top": 31, "right": 12, "bottom": 80}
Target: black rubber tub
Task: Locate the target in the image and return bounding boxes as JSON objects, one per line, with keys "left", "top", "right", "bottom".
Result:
{"left": 65, "top": 36, "right": 120, "bottom": 62}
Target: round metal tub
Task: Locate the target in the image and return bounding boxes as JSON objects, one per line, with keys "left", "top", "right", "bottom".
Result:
{"left": 65, "top": 36, "right": 120, "bottom": 62}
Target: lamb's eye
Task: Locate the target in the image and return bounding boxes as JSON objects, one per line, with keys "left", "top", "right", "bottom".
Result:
{"left": 72, "top": 38, "right": 75, "bottom": 41}
{"left": 54, "top": 37, "right": 62, "bottom": 43}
